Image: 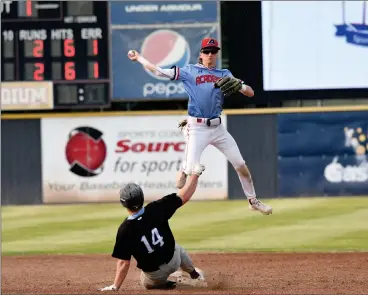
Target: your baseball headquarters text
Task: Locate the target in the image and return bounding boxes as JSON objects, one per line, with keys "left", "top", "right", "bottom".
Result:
{"left": 47, "top": 180, "right": 223, "bottom": 192}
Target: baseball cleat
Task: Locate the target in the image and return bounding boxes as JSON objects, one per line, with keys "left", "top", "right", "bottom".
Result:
{"left": 149, "top": 280, "right": 177, "bottom": 290}
{"left": 176, "top": 171, "right": 187, "bottom": 189}
{"left": 171, "top": 268, "right": 208, "bottom": 288}
{"left": 248, "top": 198, "right": 273, "bottom": 215}
{"left": 194, "top": 267, "right": 206, "bottom": 282}
{"left": 163, "top": 280, "right": 177, "bottom": 289}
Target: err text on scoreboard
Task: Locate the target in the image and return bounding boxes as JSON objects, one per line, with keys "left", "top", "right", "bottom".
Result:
{"left": 1, "top": 1, "right": 111, "bottom": 108}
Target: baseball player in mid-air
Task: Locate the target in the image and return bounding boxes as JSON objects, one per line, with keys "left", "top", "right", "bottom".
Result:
{"left": 98, "top": 163, "right": 207, "bottom": 291}
{"left": 127, "top": 37, "right": 272, "bottom": 215}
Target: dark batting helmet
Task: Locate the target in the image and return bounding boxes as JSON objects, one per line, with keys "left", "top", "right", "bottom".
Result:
{"left": 119, "top": 183, "right": 144, "bottom": 210}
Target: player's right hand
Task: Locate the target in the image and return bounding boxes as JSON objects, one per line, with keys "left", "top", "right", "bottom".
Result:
{"left": 192, "top": 163, "right": 205, "bottom": 176}
{"left": 98, "top": 284, "right": 118, "bottom": 291}
{"left": 127, "top": 50, "right": 140, "bottom": 61}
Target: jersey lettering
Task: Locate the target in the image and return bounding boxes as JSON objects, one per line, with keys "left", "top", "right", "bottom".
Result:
{"left": 195, "top": 74, "right": 221, "bottom": 85}
{"left": 177, "top": 64, "right": 232, "bottom": 118}
{"left": 141, "top": 228, "right": 164, "bottom": 254}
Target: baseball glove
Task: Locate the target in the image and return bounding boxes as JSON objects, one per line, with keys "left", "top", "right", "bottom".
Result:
{"left": 178, "top": 119, "right": 188, "bottom": 130}
{"left": 214, "top": 76, "right": 242, "bottom": 97}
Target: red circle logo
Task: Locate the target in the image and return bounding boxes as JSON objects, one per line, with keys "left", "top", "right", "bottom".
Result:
{"left": 65, "top": 127, "right": 107, "bottom": 177}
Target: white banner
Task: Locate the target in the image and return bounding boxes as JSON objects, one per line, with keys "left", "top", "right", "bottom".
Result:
{"left": 262, "top": 1, "right": 368, "bottom": 91}
{"left": 1, "top": 81, "right": 54, "bottom": 110}
{"left": 41, "top": 115, "right": 228, "bottom": 203}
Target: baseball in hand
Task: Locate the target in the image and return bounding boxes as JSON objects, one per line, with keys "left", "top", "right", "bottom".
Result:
{"left": 127, "top": 50, "right": 138, "bottom": 60}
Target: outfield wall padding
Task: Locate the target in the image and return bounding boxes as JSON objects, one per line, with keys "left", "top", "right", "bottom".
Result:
{"left": 2, "top": 108, "right": 367, "bottom": 205}
{"left": 1, "top": 119, "right": 43, "bottom": 205}
{"left": 227, "top": 114, "right": 278, "bottom": 199}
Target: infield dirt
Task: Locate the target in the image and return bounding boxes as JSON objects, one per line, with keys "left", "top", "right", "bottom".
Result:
{"left": 2, "top": 252, "right": 368, "bottom": 294}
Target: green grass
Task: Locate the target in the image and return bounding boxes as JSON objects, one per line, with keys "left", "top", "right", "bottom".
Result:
{"left": 2, "top": 197, "right": 368, "bottom": 255}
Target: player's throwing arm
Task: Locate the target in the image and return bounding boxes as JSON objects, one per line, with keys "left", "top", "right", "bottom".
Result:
{"left": 127, "top": 50, "right": 176, "bottom": 80}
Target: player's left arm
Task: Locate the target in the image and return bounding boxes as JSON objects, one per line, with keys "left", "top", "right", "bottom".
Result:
{"left": 99, "top": 226, "right": 132, "bottom": 291}
{"left": 113, "top": 259, "right": 131, "bottom": 289}
{"left": 227, "top": 70, "right": 254, "bottom": 97}
{"left": 98, "top": 259, "right": 130, "bottom": 291}
{"left": 238, "top": 81, "right": 254, "bottom": 97}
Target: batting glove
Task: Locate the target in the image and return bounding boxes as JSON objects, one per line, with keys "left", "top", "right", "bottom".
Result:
{"left": 192, "top": 163, "right": 205, "bottom": 176}
{"left": 98, "top": 284, "right": 118, "bottom": 291}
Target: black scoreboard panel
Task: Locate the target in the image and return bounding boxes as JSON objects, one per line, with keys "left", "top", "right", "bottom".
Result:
{"left": 1, "top": 1, "right": 110, "bottom": 108}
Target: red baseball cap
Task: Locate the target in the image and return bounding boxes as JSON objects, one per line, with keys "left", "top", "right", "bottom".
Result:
{"left": 201, "top": 37, "right": 220, "bottom": 51}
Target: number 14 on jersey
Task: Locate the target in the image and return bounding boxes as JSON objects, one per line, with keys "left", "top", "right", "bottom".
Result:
{"left": 141, "top": 228, "right": 164, "bottom": 254}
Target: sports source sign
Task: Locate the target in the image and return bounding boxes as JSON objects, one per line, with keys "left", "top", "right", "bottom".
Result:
{"left": 41, "top": 115, "right": 228, "bottom": 203}
{"left": 1, "top": 81, "right": 54, "bottom": 110}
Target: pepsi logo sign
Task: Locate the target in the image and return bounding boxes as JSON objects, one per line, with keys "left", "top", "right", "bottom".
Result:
{"left": 141, "top": 29, "right": 191, "bottom": 80}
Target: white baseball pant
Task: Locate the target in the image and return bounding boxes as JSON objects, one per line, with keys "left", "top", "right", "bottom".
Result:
{"left": 181, "top": 116, "right": 256, "bottom": 199}
{"left": 182, "top": 116, "right": 245, "bottom": 172}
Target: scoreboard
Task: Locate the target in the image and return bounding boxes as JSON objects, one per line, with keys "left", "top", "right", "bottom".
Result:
{"left": 1, "top": 1, "right": 110, "bottom": 109}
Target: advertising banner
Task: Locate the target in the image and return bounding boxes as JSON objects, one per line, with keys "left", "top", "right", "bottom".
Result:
{"left": 262, "top": 1, "right": 368, "bottom": 90}
{"left": 277, "top": 111, "right": 368, "bottom": 197}
{"left": 41, "top": 115, "right": 228, "bottom": 203}
{"left": 1, "top": 81, "right": 54, "bottom": 110}
{"left": 110, "top": 1, "right": 219, "bottom": 25}
{"left": 111, "top": 25, "right": 220, "bottom": 100}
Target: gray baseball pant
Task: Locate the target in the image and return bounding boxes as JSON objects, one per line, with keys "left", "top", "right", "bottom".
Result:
{"left": 140, "top": 244, "right": 195, "bottom": 289}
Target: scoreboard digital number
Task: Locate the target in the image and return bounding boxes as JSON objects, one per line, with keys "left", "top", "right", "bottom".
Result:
{"left": 1, "top": 1, "right": 111, "bottom": 108}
